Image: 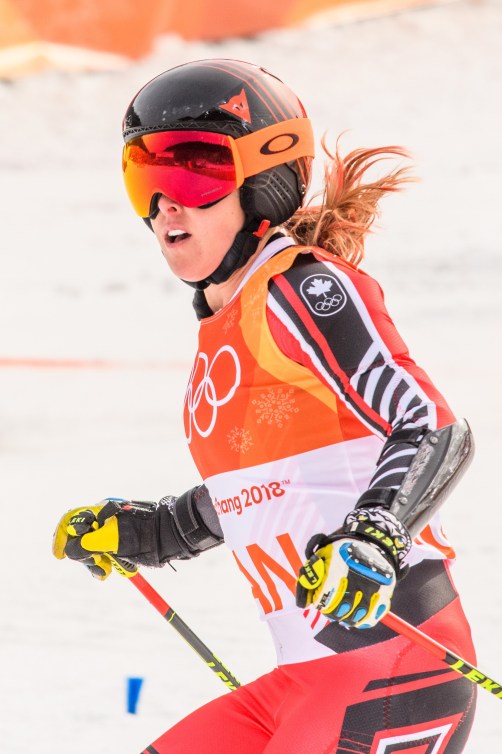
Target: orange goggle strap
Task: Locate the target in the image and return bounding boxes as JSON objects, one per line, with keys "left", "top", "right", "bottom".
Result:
{"left": 233, "top": 117, "right": 315, "bottom": 179}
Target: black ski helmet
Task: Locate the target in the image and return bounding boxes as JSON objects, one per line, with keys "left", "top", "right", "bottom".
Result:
{"left": 122, "top": 58, "right": 314, "bottom": 288}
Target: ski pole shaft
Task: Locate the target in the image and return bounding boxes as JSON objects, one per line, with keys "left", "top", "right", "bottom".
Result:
{"left": 110, "top": 556, "right": 241, "bottom": 691}
{"left": 382, "top": 611, "right": 502, "bottom": 700}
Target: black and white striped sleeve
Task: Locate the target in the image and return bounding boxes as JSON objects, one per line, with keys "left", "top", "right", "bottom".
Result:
{"left": 266, "top": 252, "right": 455, "bottom": 502}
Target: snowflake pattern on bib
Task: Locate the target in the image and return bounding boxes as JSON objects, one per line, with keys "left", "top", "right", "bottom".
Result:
{"left": 252, "top": 387, "right": 300, "bottom": 428}
{"left": 227, "top": 426, "right": 254, "bottom": 453}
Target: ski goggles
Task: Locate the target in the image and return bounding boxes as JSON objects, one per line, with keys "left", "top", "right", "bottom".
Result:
{"left": 122, "top": 118, "right": 314, "bottom": 217}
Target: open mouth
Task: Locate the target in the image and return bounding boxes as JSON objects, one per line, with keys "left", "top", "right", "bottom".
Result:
{"left": 166, "top": 229, "right": 191, "bottom": 244}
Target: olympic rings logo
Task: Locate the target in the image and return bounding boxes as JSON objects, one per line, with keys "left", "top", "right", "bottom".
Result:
{"left": 314, "top": 294, "right": 344, "bottom": 312}
{"left": 184, "top": 345, "right": 241, "bottom": 442}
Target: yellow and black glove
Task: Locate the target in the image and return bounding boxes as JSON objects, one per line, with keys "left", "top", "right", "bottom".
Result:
{"left": 296, "top": 507, "right": 411, "bottom": 629}
{"left": 52, "top": 499, "right": 160, "bottom": 580}
{"left": 53, "top": 488, "right": 223, "bottom": 580}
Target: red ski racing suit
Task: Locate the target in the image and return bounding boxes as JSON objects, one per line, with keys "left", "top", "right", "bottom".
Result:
{"left": 144, "top": 235, "right": 476, "bottom": 753}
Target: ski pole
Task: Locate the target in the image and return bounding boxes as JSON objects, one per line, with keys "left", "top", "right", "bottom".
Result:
{"left": 382, "top": 611, "right": 502, "bottom": 700}
{"left": 109, "top": 555, "right": 241, "bottom": 691}
{"left": 108, "top": 551, "right": 500, "bottom": 700}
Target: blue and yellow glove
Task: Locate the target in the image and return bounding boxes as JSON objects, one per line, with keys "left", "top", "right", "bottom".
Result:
{"left": 52, "top": 499, "right": 159, "bottom": 580}
{"left": 296, "top": 507, "right": 411, "bottom": 629}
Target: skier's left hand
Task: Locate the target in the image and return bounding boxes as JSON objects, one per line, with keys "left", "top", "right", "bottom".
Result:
{"left": 295, "top": 507, "right": 411, "bottom": 629}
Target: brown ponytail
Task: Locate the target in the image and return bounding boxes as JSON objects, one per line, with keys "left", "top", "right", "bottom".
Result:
{"left": 283, "top": 137, "right": 415, "bottom": 266}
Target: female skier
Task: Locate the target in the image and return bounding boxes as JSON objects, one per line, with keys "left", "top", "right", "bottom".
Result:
{"left": 53, "top": 59, "right": 477, "bottom": 753}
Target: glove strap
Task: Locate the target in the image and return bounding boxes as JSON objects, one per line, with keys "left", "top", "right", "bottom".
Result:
{"left": 343, "top": 507, "right": 412, "bottom": 570}
{"left": 304, "top": 532, "right": 336, "bottom": 559}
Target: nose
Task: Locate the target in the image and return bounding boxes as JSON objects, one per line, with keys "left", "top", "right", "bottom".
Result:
{"left": 156, "top": 194, "right": 183, "bottom": 216}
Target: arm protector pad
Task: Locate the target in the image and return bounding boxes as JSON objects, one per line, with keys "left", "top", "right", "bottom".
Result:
{"left": 157, "top": 485, "right": 224, "bottom": 563}
{"left": 357, "top": 419, "right": 474, "bottom": 538}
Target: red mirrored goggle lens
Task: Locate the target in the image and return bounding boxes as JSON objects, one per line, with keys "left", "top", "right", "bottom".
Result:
{"left": 122, "top": 131, "right": 241, "bottom": 216}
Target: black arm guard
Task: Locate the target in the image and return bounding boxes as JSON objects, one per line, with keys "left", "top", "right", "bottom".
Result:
{"left": 388, "top": 419, "right": 474, "bottom": 537}
{"left": 356, "top": 419, "right": 474, "bottom": 538}
{"left": 157, "top": 485, "right": 224, "bottom": 563}
{"left": 115, "top": 486, "right": 223, "bottom": 567}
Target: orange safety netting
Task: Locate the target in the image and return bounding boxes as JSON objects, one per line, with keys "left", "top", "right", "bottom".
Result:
{"left": 0, "top": 0, "right": 446, "bottom": 76}
{"left": 0, "top": 0, "right": 387, "bottom": 57}
{"left": 2, "top": 0, "right": 164, "bottom": 57}
{"left": 160, "top": 0, "right": 348, "bottom": 42}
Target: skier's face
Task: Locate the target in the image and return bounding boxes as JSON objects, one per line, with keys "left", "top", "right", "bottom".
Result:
{"left": 151, "top": 190, "right": 246, "bottom": 283}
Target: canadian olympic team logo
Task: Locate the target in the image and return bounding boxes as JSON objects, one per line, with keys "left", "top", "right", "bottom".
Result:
{"left": 300, "top": 273, "right": 347, "bottom": 317}
{"left": 184, "top": 345, "right": 241, "bottom": 443}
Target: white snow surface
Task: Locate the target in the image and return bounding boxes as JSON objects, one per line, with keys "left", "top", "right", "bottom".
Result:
{"left": 1, "top": 1, "right": 501, "bottom": 751}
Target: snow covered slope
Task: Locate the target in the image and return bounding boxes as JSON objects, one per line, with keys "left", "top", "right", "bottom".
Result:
{"left": 1, "top": 1, "right": 501, "bottom": 751}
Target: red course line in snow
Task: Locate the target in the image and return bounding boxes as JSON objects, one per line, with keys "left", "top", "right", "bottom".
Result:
{"left": 0, "top": 357, "right": 189, "bottom": 370}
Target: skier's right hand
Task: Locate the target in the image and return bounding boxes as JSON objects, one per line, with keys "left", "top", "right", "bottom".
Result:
{"left": 52, "top": 498, "right": 160, "bottom": 580}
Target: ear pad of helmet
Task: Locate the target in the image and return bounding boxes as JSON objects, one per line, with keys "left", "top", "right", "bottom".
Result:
{"left": 240, "top": 163, "right": 306, "bottom": 228}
